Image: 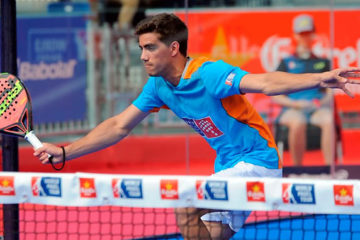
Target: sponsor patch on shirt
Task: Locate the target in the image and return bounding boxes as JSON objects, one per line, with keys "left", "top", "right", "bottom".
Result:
{"left": 288, "top": 61, "right": 296, "bottom": 70}
{"left": 183, "top": 116, "right": 223, "bottom": 138}
{"left": 225, "top": 73, "right": 236, "bottom": 86}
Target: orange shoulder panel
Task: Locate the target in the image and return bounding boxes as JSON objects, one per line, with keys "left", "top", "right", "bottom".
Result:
{"left": 183, "top": 57, "right": 213, "bottom": 79}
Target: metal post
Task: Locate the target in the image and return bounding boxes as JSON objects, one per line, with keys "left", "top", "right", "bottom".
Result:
{"left": 329, "top": 0, "right": 336, "bottom": 178}
{"left": 86, "top": 21, "right": 98, "bottom": 127}
{"left": 1, "top": 0, "right": 20, "bottom": 239}
{"left": 184, "top": 0, "right": 190, "bottom": 175}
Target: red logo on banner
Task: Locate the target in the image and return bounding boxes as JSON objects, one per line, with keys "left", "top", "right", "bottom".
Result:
{"left": 247, "top": 181, "right": 265, "bottom": 202}
{"left": 31, "top": 177, "right": 41, "bottom": 196}
{"left": 282, "top": 183, "right": 291, "bottom": 203}
{"left": 334, "top": 185, "right": 354, "bottom": 206}
{"left": 79, "top": 178, "right": 97, "bottom": 198}
{"left": 112, "top": 178, "right": 120, "bottom": 198}
{"left": 160, "top": 179, "right": 178, "bottom": 200}
{"left": 0, "top": 176, "right": 15, "bottom": 196}
{"left": 194, "top": 117, "right": 223, "bottom": 138}
{"left": 196, "top": 180, "right": 205, "bottom": 199}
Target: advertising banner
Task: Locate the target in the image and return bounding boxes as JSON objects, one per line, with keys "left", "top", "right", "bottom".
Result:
{"left": 177, "top": 9, "right": 360, "bottom": 113}
{"left": 2, "top": 172, "right": 360, "bottom": 215}
{"left": 15, "top": 16, "right": 87, "bottom": 124}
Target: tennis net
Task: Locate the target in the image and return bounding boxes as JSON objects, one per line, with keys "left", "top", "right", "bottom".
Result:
{"left": 1, "top": 172, "right": 360, "bottom": 239}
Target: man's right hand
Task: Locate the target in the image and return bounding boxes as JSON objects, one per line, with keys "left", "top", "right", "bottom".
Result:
{"left": 34, "top": 143, "right": 65, "bottom": 165}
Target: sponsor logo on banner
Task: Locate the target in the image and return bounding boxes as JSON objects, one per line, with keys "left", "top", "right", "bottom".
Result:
{"left": 31, "top": 177, "right": 62, "bottom": 197}
{"left": 333, "top": 185, "right": 354, "bottom": 206}
{"left": 0, "top": 176, "right": 15, "bottom": 196}
{"left": 225, "top": 72, "right": 235, "bottom": 86}
{"left": 19, "top": 60, "right": 77, "bottom": 81}
{"left": 112, "top": 178, "right": 143, "bottom": 199}
{"left": 282, "top": 183, "right": 316, "bottom": 204}
{"left": 160, "top": 179, "right": 178, "bottom": 200}
{"left": 247, "top": 181, "right": 265, "bottom": 202}
{"left": 196, "top": 180, "right": 228, "bottom": 200}
{"left": 261, "top": 35, "right": 360, "bottom": 72}
{"left": 182, "top": 117, "right": 223, "bottom": 139}
{"left": 79, "top": 178, "right": 97, "bottom": 198}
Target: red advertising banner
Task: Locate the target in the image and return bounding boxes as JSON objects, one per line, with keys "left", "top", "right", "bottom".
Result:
{"left": 177, "top": 9, "right": 360, "bottom": 113}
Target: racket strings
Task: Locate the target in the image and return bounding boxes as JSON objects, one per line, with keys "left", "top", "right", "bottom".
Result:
{"left": 0, "top": 80, "right": 23, "bottom": 119}
{"left": 0, "top": 75, "right": 30, "bottom": 136}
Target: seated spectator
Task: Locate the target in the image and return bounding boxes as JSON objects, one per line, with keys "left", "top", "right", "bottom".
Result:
{"left": 272, "top": 14, "right": 335, "bottom": 166}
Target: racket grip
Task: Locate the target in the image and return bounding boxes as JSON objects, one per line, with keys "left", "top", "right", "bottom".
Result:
{"left": 25, "top": 131, "right": 63, "bottom": 170}
{"left": 24, "top": 130, "right": 43, "bottom": 150}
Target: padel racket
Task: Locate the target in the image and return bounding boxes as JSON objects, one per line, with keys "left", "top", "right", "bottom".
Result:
{"left": 0, "top": 73, "right": 64, "bottom": 170}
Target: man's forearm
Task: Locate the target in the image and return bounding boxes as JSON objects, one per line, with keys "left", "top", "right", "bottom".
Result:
{"left": 64, "top": 117, "right": 129, "bottom": 161}
{"left": 261, "top": 71, "right": 321, "bottom": 96}
{"left": 240, "top": 71, "right": 322, "bottom": 96}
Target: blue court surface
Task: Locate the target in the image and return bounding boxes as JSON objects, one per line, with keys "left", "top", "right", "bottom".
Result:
{"left": 136, "top": 214, "right": 360, "bottom": 240}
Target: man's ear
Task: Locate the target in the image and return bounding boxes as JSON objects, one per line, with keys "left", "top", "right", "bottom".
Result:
{"left": 170, "top": 41, "right": 180, "bottom": 56}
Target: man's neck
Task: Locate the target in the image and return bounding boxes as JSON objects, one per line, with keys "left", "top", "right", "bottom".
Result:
{"left": 163, "top": 57, "right": 188, "bottom": 86}
{"left": 296, "top": 46, "right": 312, "bottom": 59}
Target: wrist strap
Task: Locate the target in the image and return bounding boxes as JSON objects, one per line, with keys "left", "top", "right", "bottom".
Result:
{"left": 49, "top": 146, "right": 66, "bottom": 171}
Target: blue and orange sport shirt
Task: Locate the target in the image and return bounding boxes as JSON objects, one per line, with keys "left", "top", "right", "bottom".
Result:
{"left": 133, "top": 57, "right": 280, "bottom": 172}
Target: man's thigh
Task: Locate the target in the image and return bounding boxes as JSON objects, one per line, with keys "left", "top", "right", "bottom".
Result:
{"left": 310, "top": 107, "right": 333, "bottom": 126}
{"left": 278, "top": 108, "right": 307, "bottom": 126}
{"left": 200, "top": 162, "right": 282, "bottom": 232}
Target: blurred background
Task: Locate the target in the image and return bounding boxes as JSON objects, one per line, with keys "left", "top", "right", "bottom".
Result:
{"left": 2, "top": 0, "right": 360, "bottom": 177}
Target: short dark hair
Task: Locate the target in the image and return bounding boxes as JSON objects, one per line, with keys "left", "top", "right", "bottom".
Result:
{"left": 135, "top": 13, "right": 188, "bottom": 57}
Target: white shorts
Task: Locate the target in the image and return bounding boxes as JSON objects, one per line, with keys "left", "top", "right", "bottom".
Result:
{"left": 200, "top": 161, "right": 282, "bottom": 232}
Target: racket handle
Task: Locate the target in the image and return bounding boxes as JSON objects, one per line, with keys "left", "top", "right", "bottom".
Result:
{"left": 25, "top": 131, "right": 64, "bottom": 171}
{"left": 24, "top": 130, "right": 43, "bottom": 149}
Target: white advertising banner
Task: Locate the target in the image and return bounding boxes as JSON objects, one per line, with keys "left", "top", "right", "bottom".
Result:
{"left": 0, "top": 172, "right": 359, "bottom": 214}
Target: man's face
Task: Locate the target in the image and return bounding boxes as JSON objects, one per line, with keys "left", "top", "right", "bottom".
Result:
{"left": 294, "top": 31, "right": 315, "bottom": 49}
{"left": 138, "top": 32, "right": 172, "bottom": 76}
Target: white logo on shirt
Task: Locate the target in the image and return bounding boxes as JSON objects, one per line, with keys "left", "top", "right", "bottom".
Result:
{"left": 225, "top": 73, "right": 235, "bottom": 86}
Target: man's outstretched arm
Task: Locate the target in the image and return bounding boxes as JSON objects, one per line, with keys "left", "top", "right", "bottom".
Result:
{"left": 34, "top": 104, "right": 149, "bottom": 164}
{"left": 239, "top": 68, "right": 360, "bottom": 97}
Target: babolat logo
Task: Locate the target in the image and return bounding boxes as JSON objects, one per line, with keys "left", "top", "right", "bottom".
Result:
{"left": 112, "top": 178, "right": 143, "bottom": 199}
{"left": 196, "top": 180, "right": 228, "bottom": 201}
{"left": 19, "top": 60, "right": 77, "bottom": 81}
{"left": 31, "top": 177, "right": 62, "bottom": 197}
{"left": 282, "top": 183, "right": 316, "bottom": 204}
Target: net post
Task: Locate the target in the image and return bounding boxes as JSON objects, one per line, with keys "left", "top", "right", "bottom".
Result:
{"left": 1, "top": 0, "right": 20, "bottom": 239}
